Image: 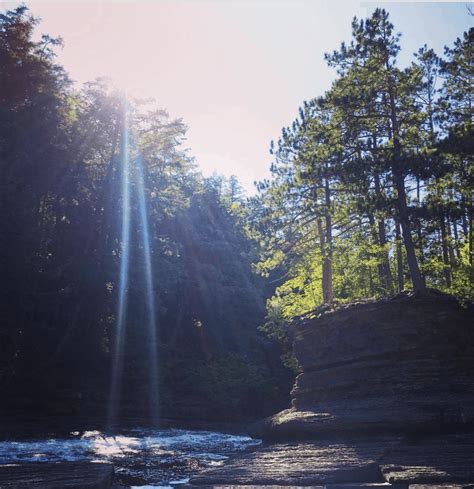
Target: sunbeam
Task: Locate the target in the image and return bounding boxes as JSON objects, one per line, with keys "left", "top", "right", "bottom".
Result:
{"left": 135, "top": 153, "right": 160, "bottom": 425}
{"left": 107, "top": 97, "right": 160, "bottom": 429}
{"left": 107, "top": 99, "right": 132, "bottom": 432}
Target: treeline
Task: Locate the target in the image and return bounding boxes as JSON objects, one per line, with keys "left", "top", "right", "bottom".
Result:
{"left": 0, "top": 6, "right": 292, "bottom": 421}
{"left": 251, "top": 9, "right": 472, "bottom": 333}
{"left": 0, "top": 5, "right": 472, "bottom": 420}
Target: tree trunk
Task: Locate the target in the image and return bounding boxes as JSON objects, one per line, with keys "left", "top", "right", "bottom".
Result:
{"left": 368, "top": 267, "right": 374, "bottom": 296}
{"left": 446, "top": 216, "right": 456, "bottom": 265}
{"left": 439, "top": 215, "right": 452, "bottom": 288}
{"left": 460, "top": 194, "right": 469, "bottom": 237}
{"left": 370, "top": 134, "right": 394, "bottom": 294}
{"left": 324, "top": 177, "right": 334, "bottom": 304}
{"left": 373, "top": 171, "right": 394, "bottom": 294}
{"left": 317, "top": 215, "right": 333, "bottom": 305}
{"left": 369, "top": 212, "right": 387, "bottom": 294}
{"left": 384, "top": 53, "right": 425, "bottom": 291}
{"left": 395, "top": 219, "right": 404, "bottom": 292}
{"left": 415, "top": 177, "right": 425, "bottom": 272}
{"left": 451, "top": 216, "right": 462, "bottom": 259}
{"left": 379, "top": 222, "right": 393, "bottom": 293}
{"left": 393, "top": 170, "right": 425, "bottom": 290}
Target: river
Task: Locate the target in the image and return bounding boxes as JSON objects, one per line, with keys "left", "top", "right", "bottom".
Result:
{"left": 0, "top": 427, "right": 261, "bottom": 486}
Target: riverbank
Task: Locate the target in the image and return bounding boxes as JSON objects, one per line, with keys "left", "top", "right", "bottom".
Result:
{"left": 189, "top": 433, "right": 474, "bottom": 487}
{"left": 189, "top": 290, "right": 474, "bottom": 488}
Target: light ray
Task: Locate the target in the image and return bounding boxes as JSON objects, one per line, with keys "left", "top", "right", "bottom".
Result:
{"left": 107, "top": 97, "right": 160, "bottom": 429}
{"left": 135, "top": 153, "right": 160, "bottom": 426}
{"left": 107, "top": 99, "right": 131, "bottom": 432}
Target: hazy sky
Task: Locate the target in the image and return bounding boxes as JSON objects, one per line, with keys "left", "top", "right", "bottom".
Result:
{"left": 2, "top": 0, "right": 472, "bottom": 192}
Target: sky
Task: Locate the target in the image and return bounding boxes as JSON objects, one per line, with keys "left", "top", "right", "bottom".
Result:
{"left": 1, "top": 0, "right": 472, "bottom": 193}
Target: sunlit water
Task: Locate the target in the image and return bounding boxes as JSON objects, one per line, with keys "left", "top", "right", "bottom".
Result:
{"left": 0, "top": 428, "right": 260, "bottom": 486}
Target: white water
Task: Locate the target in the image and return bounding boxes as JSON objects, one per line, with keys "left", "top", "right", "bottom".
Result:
{"left": 0, "top": 428, "right": 260, "bottom": 485}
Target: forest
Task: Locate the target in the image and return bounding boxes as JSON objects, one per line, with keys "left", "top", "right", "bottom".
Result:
{"left": 0, "top": 5, "right": 472, "bottom": 425}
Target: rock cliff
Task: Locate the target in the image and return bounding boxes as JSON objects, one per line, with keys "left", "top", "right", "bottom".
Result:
{"left": 190, "top": 290, "right": 474, "bottom": 488}
{"left": 258, "top": 289, "right": 474, "bottom": 439}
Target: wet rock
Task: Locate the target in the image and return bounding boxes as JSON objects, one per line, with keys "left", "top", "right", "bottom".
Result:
{"left": 0, "top": 462, "right": 114, "bottom": 488}
{"left": 187, "top": 486, "right": 401, "bottom": 489}
{"left": 190, "top": 435, "right": 474, "bottom": 487}
{"left": 190, "top": 440, "right": 388, "bottom": 485}
{"left": 409, "top": 485, "right": 474, "bottom": 489}
{"left": 379, "top": 435, "right": 474, "bottom": 484}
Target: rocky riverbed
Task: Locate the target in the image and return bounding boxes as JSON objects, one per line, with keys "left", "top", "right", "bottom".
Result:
{"left": 0, "top": 427, "right": 260, "bottom": 487}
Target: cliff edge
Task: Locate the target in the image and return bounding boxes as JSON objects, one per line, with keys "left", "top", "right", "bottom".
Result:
{"left": 255, "top": 289, "right": 474, "bottom": 439}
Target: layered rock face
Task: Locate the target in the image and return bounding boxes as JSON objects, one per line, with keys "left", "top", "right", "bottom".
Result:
{"left": 264, "top": 290, "right": 474, "bottom": 438}
{"left": 190, "top": 291, "right": 474, "bottom": 488}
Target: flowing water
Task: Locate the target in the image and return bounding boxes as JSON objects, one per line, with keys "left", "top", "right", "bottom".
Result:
{"left": 0, "top": 427, "right": 260, "bottom": 487}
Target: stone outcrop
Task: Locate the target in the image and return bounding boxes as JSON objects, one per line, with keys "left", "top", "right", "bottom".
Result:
{"left": 189, "top": 290, "right": 474, "bottom": 487}
{"left": 190, "top": 434, "right": 474, "bottom": 486}
{"left": 191, "top": 439, "right": 391, "bottom": 485}
{"left": 259, "top": 290, "right": 474, "bottom": 439}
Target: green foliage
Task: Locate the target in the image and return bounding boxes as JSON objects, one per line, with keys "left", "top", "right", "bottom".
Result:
{"left": 0, "top": 6, "right": 292, "bottom": 421}
{"left": 195, "top": 353, "right": 283, "bottom": 417}
{"left": 250, "top": 10, "right": 473, "bottom": 352}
